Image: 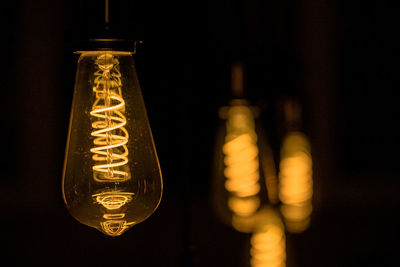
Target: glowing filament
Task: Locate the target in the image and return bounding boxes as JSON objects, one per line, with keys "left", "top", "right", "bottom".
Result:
{"left": 250, "top": 225, "right": 286, "bottom": 267}
{"left": 250, "top": 208, "right": 286, "bottom": 267}
{"left": 224, "top": 134, "right": 260, "bottom": 197}
{"left": 90, "top": 53, "right": 131, "bottom": 182}
{"left": 100, "top": 220, "right": 135, "bottom": 237}
{"left": 279, "top": 132, "right": 313, "bottom": 233}
{"left": 223, "top": 105, "right": 261, "bottom": 218}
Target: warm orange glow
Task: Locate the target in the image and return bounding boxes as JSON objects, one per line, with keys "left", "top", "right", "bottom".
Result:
{"left": 88, "top": 54, "right": 136, "bottom": 237}
{"left": 103, "top": 213, "right": 125, "bottom": 219}
{"left": 280, "top": 204, "right": 311, "bottom": 233}
{"left": 279, "top": 132, "right": 313, "bottom": 233}
{"left": 90, "top": 53, "right": 131, "bottom": 183}
{"left": 228, "top": 196, "right": 260, "bottom": 217}
{"left": 250, "top": 207, "right": 286, "bottom": 267}
{"left": 93, "top": 189, "right": 136, "bottom": 236}
{"left": 62, "top": 51, "right": 163, "bottom": 237}
{"left": 223, "top": 105, "right": 261, "bottom": 220}
{"left": 93, "top": 191, "right": 134, "bottom": 210}
{"left": 100, "top": 220, "right": 135, "bottom": 237}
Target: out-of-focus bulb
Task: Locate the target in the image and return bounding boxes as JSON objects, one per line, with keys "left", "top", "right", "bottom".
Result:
{"left": 224, "top": 104, "right": 261, "bottom": 215}
{"left": 250, "top": 206, "right": 286, "bottom": 267}
{"left": 62, "top": 50, "right": 163, "bottom": 236}
{"left": 212, "top": 62, "right": 277, "bottom": 233}
{"left": 212, "top": 99, "right": 278, "bottom": 233}
{"left": 279, "top": 132, "right": 312, "bottom": 233}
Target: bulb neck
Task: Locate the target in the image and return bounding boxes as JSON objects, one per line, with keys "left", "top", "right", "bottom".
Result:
{"left": 74, "top": 38, "right": 140, "bottom": 53}
{"left": 69, "top": 25, "right": 143, "bottom": 53}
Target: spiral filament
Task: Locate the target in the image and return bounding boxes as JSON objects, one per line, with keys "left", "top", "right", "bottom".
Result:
{"left": 94, "top": 190, "right": 135, "bottom": 236}
{"left": 93, "top": 191, "right": 134, "bottom": 210}
{"left": 250, "top": 208, "right": 286, "bottom": 267}
{"left": 90, "top": 53, "right": 131, "bottom": 183}
{"left": 222, "top": 104, "right": 261, "bottom": 221}
{"left": 89, "top": 53, "right": 135, "bottom": 236}
{"left": 279, "top": 132, "right": 313, "bottom": 233}
{"left": 100, "top": 220, "right": 135, "bottom": 237}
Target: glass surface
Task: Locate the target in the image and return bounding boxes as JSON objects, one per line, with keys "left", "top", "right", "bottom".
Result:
{"left": 62, "top": 51, "right": 163, "bottom": 236}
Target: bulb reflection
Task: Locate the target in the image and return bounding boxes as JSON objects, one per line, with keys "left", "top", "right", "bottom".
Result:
{"left": 90, "top": 53, "right": 136, "bottom": 235}
{"left": 279, "top": 132, "right": 313, "bottom": 233}
{"left": 250, "top": 207, "right": 286, "bottom": 267}
{"left": 92, "top": 190, "right": 135, "bottom": 236}
{"left": 93, "top": 191, "right": 134, "bottom": 210}
{"left": 224, "top": 134, "right": 260, "bottom": 198}
{"left": 62, "top": 50, "right": 163, "bottom": 237}
{"left": 100, "top": 220, "right": 135, "bottom": 237}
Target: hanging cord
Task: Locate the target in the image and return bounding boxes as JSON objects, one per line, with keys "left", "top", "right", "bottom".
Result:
{"left": 231, "top": 62, "right": 244, "bottom": 98}
{"left": 105, "top": 0, "right": 110, "bottom": 28}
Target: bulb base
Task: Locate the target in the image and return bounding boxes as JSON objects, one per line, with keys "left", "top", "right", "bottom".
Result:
{"left": 75, "top": 38, "right": 140, "bottom": 53}
{"left": 68, "top": 27, "right": 143, "bottom": 52}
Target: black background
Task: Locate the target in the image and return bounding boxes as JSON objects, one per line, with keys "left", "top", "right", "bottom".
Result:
{"left": 1, "top": 0, "right": 399, "bottom": 266}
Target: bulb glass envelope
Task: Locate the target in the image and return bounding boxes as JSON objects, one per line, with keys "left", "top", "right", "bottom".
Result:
{"left": 250, "top": 207, "right": 286, "bottom": 267}
{"left": 279, "top": 132, "right": 312, "bottom": 233}
{"left": 212, "top": 99, "right": 277, "bottom": 233}
{"left": 62, "top": 50, "right": 162, "bottom": 236}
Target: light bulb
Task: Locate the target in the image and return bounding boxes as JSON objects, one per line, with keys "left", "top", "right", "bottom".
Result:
{"left": 212, "top": 99, "right": 278, "bottom": 233}
{"left": 62, "top": 49, "right": 163, "bottom": 237}
{"left": 278, "top": 98, "right": 313, "bottom": 233}
{"left": 249, "top": 206, "right": 286, "bottom": 267}
{"left": 212, "top": 62, "right": 278, "bottom": 233}
{"left": 279, "top": 132, "right": 312, "bottom": 233}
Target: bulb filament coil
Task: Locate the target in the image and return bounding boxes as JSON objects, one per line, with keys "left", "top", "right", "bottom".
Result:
{"left": 223, "top": 134, "right": 260, "bottom": 198}
{"left": 279, "top": 132, "right": 313, "bottom": 233}
{"left": 100, "top": 220, "right": 135, "bottom": 236}
{"left": 90, "top": 54, "right": 131, "bottom": 182}
{"left": 223, "top": 105, "right": 261, "bottom": 218}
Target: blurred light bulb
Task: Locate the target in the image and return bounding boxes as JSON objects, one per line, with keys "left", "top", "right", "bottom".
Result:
{"left": 62, "top": 49, "right": 163, "bottom": 236}
{"left": 212, "top": 62, "right": 278, "bottom": 233}
{"left": 277, "top": 98, "right": 313, "bottom": 233}
{"left": 279, "top": 132, "right": 313, "bottom": 233}
{"left": 224, "top": 103, "right": 262, "bottom": 222}
{"left": 250, "top": 206, "right": 286, "bottom": 267}
{"left": 213, "top": 100, "right": 278, "bottom": 233}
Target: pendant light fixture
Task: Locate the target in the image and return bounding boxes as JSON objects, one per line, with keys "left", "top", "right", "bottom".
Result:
{"left": 62, "top": 0, "right": 163, "bottom": 237}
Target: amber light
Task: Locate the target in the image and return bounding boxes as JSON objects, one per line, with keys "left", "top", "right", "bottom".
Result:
{"left": 62, "top": 51, "right": 163, "bottom": 236}
{"left": 222, "top": 103, "right": 262, "bottom": 231}
{"left": 279, "top": 132, "right": 313, "bottom": 233}
{"left": 250, "top": 207, "right": 286, "bottom": 267}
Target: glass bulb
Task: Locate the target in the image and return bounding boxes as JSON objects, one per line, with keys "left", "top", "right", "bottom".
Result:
{"left": 277, "top": 96, "right": 313, "bottom": 233}
{"left": 212, "top": 99, "right": 278, "bottom": 233}
{"left": 279, "top": 131, "right": 312, "bottom": 233}
{"left": 62, "top": 51, "right": 163, "bottom": 237}
{"left": 249, "top": 206, "right": 286, "bottom": 267}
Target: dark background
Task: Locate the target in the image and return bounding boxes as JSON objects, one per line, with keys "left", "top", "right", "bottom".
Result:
{"left": 1, "top": 0, "right": 399, "bottom": 266}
